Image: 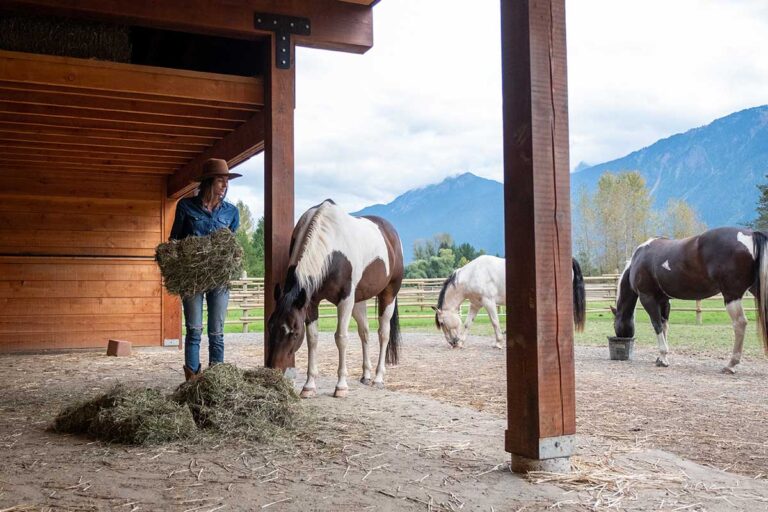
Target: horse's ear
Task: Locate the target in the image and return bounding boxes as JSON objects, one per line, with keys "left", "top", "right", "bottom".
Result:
{"left": 431, "top": 306, "right": 439, "bottom": 312}
{"left": 294, "top": 288, "right": 307, "bottom": 309}
{"left": 273, "top": 284, "right": 281, "bottom": 302}
{"left": 610, "top": 305, "right": 617, "bottom": 317}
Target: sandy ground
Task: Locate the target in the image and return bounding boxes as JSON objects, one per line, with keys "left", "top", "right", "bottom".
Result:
{"left": 1, "top": 332, "right": 768, "bottom": 511}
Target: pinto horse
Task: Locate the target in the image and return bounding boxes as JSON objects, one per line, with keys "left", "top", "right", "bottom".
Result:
{"left": 433, "top": 255, "right": 586, "bottom": 348}
{"left": 266, "top": 199, "right": 404, "bottom": 397}
{"left": 612, "top": 227, "right": 768, "bottom": 372}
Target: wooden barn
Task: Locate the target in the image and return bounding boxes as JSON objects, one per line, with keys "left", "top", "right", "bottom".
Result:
{"left": 0, "top": 0, "right": 575, "bottom": 471}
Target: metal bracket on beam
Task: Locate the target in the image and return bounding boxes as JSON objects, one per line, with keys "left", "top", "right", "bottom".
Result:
{"left": 254, "top": 12, "right": 311, "bottom": 69}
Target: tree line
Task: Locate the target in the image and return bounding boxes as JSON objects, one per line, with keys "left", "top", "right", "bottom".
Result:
{"left": 405, "top": 234, "right": 487, "bottom": 279}
{"left": 234, "top": 169, "right": 716, "bottom": 280}
{"left": 574, "top": 171, "right": 706, "bottom": 275}
{"left": 235, "top": 201, "right": 265, "bottom": 278}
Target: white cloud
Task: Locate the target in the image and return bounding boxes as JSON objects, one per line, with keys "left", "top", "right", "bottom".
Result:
{"left": 229, "top": 0, "right": 768, "bottom": 217}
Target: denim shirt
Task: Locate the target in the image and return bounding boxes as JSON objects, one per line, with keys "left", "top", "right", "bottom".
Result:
{"left": 170, "top": 197, "right": 240, "bottom": 240}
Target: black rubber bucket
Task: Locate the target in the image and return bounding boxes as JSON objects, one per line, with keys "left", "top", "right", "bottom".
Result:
{"left": 607, "top": 336, "right": 635, "bottom": 360}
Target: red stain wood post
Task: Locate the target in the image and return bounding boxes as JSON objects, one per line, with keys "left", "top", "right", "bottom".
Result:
{"left": 264, "top": 37, "right": 296, "bottom": 368}
{"left": 501, "top": 0, "right": 575, "bottom": 471}
{"left": 162, "top": 189, "right": 182, "bottom": 350}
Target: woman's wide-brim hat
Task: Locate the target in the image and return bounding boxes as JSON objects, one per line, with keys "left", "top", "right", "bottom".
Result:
{"left": 192, "top": 158, "right": 242, "bottom": 182}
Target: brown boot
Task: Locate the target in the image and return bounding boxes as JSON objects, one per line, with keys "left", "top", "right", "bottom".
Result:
{"left": 183, "top": 365, "right": 201, "bottom": 382}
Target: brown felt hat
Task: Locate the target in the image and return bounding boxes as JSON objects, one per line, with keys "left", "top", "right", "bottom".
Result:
{"left": 193, "top": 158, "right": 242, "bottom": 182}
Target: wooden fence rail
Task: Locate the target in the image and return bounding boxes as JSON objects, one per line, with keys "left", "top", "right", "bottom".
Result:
{"left": 210, "top": 275, "right": 746, "bottom": 331}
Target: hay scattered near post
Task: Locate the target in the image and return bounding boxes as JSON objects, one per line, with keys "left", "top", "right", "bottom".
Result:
{"left": 172, "top": 364, "right": 302, "bottom": 442}
{"left": 52, "top": 385, "right": 197, "bottom": 445}
{"left": 155, "top": 229, "right": 243, "bottom": 298}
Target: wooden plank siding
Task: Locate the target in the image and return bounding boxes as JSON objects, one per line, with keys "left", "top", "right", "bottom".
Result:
{"left": 0, "top": 169, "right": 164, "bottom": 352}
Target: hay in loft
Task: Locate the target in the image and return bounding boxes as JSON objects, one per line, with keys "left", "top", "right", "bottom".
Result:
{"left": 0, "top": 14, "right": 131, "bottom": 62}
{"left": 172, "top": 364, "right": 301, "bottom": 442}
{"left": 155, "top": 229, "right": 244, "bottom": 298}
{"left": 52, "top": 385, "right": 197, "bottom": 445}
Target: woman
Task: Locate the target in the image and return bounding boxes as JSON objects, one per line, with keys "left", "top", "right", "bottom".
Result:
{"left": 170, "top": 158, "right": 241, "bottom": 381}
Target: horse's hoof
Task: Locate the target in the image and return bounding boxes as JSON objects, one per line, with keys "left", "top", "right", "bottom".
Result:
{"left": 721, "top": 366, "right": 736, "bottom": 375}
{"left": 655, "top": 358, "right": 669, "bottom": 368}
{"left": 333, "top": 387, "right": 349, "bottom": 398}
{"left": 300, "top": 388, "right": 316, "bottom": 399}
{"left": 493, "top": 344, "right": 503, "bottom": 350}
{"left": 360, "top": 377, "right": 372, "bottom": 385}
{"left": 373, "top": 381, "right": 385, "bottom": 390}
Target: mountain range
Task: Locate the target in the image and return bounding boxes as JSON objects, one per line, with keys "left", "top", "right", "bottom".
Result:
{"left": 354, "top": 105, "right": 768, "bottom": 262}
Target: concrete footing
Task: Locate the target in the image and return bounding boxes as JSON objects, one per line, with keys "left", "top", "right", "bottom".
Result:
{"left": 511, "top": 454, "right": 571, "bottom": 473}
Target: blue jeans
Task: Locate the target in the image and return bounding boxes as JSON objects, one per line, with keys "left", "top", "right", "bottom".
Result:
{"left": 182, "top": 287, "right": 229, "bottom": 372}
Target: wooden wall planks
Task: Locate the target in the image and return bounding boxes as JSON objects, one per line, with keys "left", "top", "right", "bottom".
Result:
{"left": 0, "top": 168, "right": 165, "bottom": 352}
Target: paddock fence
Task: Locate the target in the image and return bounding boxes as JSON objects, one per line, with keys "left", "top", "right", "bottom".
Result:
{"left": 216, "top": 275, "right": 750, "bottom": 331}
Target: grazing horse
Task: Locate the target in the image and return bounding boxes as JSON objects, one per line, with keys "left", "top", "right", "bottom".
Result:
{"left": 612, "top": 227, "right": 768, "bottom": 372}
{"left": 433, "top": 255, "right": 586, "bottom": 348}
{"left": 266, "top": 199, "right": 404, "bottom": 397}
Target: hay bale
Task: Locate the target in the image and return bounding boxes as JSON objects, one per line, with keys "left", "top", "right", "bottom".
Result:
{"left": 53, "top": 385, "right": 196, "bottom": 445}
{"left": 0, "top": 14, "right": 131, "bottom": 62}
{"left": 172, "top": 364, "right": 301, "bottom": 442}
{"left": 155, "top": 229, "right": 243, "bottom": 298}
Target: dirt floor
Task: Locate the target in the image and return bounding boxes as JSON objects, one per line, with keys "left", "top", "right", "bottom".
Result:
{"left": 1, "top": 332, "right": 768, "bottom": 511}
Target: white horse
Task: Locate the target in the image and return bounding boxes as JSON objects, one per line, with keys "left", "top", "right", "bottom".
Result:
{"left": 433, "top": 255, "right": 586, "bottom": 348}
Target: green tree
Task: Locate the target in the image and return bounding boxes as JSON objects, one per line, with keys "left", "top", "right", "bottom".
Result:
{"left": 250, "top": 216, "right": 265, "bottom": 277}
{"left": 574, "top": 186, "right": 599, "bottom": 275}
{"left": 235, "top": 200, "right": 255, "bottom": 235}
{"left": 662, "top": 199, "right": 707, "bottom": 239}
{"left": 594, "top": 171, "right": 654, "bottom": 273}
{"left": 753, "top": 176, "right": 768, "bottom": 230}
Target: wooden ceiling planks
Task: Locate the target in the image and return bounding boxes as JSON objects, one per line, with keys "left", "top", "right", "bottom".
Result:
{"left": 0, "top": 49, "right": 264, "bottom": 176}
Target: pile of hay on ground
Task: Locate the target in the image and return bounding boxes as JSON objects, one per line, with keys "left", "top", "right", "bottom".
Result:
{"left": 155, "top": 229, "right": 243, "bottom": 298}
{"left": 52, "top": 385, "right": 197, "bottom": 445}
{"left": 52, "top": 365, "right": 301, "bottom": 445}
{"left": 172, "top": 364, "right": 301, "bottom": 442}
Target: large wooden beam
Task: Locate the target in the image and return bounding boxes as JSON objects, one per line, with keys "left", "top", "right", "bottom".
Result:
{"left": 501, "top": 0, "right": 575, "bottom": 472}
{"left": 0, "top": 50, "right": 263, "bottom": 106}
{"left": 167, "top": 113, "right": 265, "bottom": 199}
{"left": 263, "top": 38, "right": 295, "bottom": 369}
{"left": 3, "top": 0, "right": 374, "bottom": 54}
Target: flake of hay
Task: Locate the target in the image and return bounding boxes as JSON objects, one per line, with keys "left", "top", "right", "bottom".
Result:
{"left": 172, "top": 364, "right": 301, "bottom": 442}
{"left": 155, "top": 229, "right": 244, "bottom": 298}
{"left": 53, "top": 385, "right": 196, "bottom": 445}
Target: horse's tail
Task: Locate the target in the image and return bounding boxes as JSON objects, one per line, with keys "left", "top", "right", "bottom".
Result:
{"left": 754, "top": 231, "right": 768, "bottom": 355}
{"left": 572, "top": 257, "right": 586, "bottom": 332}
{"left": 386, "top": 298, "right": 401, "bottom": 365}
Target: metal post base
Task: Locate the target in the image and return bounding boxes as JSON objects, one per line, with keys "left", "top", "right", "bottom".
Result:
{"left": 511, "top": 454, "right": 571, "bottom": 474}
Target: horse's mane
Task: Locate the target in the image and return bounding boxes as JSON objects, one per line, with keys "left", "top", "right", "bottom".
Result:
{"left": 292, "top": 200, "right": 339, "bottom": 296}
{"left": 436, "top": 271, "right": 458, "bottom": 310}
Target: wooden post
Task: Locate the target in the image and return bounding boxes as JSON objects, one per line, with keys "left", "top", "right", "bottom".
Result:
{"left": 242, "top": 280, "right": 249, "bottom": 333}
{"left": 695, "top": 300, "right": 702, "bottom": 325}
{"left": 263, "top": 36, "right": 296, "bottom": 368}
{"left": 501, "top": 0, "right": 575, "bottom": 472}
{"left": 161, "top": 190, "right": 182, "bottom": 350}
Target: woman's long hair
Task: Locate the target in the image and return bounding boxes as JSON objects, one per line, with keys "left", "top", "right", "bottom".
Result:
{"left": 197, "top": 178, "right": 225, "bottom": 208}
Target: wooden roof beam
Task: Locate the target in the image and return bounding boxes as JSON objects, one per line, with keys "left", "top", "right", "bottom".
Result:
{"left": 3, "top": 0, "right": 374, "bottom": 54}
{"left": 0, "top": 50, "right": 263, "bottom": 106}
{"left": 167, "top": 112, "right": 265, "bottom": 199}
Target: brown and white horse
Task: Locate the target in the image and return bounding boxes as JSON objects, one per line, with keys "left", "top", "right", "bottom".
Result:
{"left": 612, "top": 227, "right": 768, "bottom": 372}
{"left": 266, "top": 199, "right": 404, "bottom": 397}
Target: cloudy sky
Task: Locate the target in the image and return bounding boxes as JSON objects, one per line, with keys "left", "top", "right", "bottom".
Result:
{"left": 228, "top": 0, "right": 768, "bottom": 218}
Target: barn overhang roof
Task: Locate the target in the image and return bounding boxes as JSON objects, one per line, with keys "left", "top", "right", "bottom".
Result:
{"left": 0, "top": 0, "right": 379, "bottom": 198}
